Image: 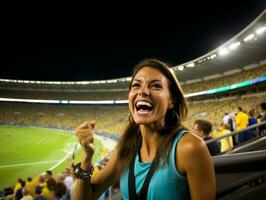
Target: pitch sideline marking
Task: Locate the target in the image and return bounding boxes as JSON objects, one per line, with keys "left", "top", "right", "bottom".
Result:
{"left": 0, "top": 160, "right": 60, "bottom": 169}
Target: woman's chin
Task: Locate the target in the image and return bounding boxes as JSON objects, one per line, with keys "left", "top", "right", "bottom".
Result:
{"left": 134, "top": 118, "right": 154, "bottom": 125}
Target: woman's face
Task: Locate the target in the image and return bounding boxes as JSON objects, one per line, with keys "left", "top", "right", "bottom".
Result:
{"left": 129, "top": 66, "right": 174, "bottom": 125}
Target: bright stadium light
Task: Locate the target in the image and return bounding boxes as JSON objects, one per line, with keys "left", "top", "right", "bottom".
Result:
{"left": 218, "top": 48, "right": 229, "bottom": 56}
{"left": 210, "top": 54, "right": 216, "bottom": 59}
{"left": 178, "top": 66, "right": 184, "bottom": 71}
{"left": 244, "top": 34, "right": 255, "bottom": 42}
{"left": 0, "top": 98, "right": 59, "bottom": 104}
{"left": 107, "top": 79, "right": 117, "bottom": 83}
{"left": 256, "top": 26, "right": 266, "bottom": 35}
{"left": 229, "top": 42, "right": 241, "bottom": 50}
{"left": 70, "top": 100, "right": 114, "bottom": 104}
{"left": 186, "top": 63, "right": 195, "bottom": 68}
{"left": 115, "top": 100, "right": 129, "bottom": 104}
{"left": 77, "top": 81, "right": 90, "bottom": 85}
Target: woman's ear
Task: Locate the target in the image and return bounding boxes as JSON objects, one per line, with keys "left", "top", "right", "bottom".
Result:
{"left": 168, "top": 103, "right": 174, "bottom": 109}
{"left": 168, "top": 99, "right": 175, "bottom": 109}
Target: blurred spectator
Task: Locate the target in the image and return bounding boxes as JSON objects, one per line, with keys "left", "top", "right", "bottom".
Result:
{"left": 4, "top": 187, "right": 13, "bottom": 197}
{"left": 55, "top": 173, "right": 65, "bottom": 183}
{"left": 228, "top": 112, "right": 236, "bottom": 132}
{"left": 246, "top": 110, "right": 258, "bottom": 139}
{"left": 13, "top": 178, "right": 24, "bottom": 199}
{"left": 54, "top": 182, "right": 67, "bottom": 200}
{"left": 235, "top": 106, "right": 249, "bottom": 143}
{"left": 222, "top": 113, "right": 230, "bottom": 124}
{"left": 219, "top": 123, "right": 233, "bottom": 153}
{"left": 44, "top": 170, "right": 53, "bottom": 181}
{"left": 15, "top": 180, "right": 26, "bottom": 200}
{"left": 46, "top": 177, "right": 57, "bottom": 198}
{"left": 193, "top": 119, "right": 220, "bottom": 156}
{"left": 63, "top": 168, "right": 73, "bottom": 200}
{"left": 21, "top": 187, "right": 33, "bottom": 200}
{"left": 259, "top": 102, "right": 266, "bottom": 134}
{"left": 25, "top": 177, "right": 38, "bottom": 197}
{"left": 33, "top": 185, "right": 45, "bottom": 200}
{"left": 261, "top": 102, "right": 266, "bottom": 121}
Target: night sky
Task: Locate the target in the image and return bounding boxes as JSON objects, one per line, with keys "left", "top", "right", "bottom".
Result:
{"left": 1, "top": 2, "right": 265, "bottom": 81}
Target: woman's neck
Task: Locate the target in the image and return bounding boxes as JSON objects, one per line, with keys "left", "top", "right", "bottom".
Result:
{"left": 139, "top": 125, "right": 159, "bottom": 162}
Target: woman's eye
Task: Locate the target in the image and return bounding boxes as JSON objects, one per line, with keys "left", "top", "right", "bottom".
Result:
{"left": 152, "top": 84, "right": 162, "bottom": 88}
{"left": 131, "top": 83, "right": 140, "bottom": 88}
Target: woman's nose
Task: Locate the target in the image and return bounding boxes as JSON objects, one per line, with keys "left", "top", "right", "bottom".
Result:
{"left": 138, "top": 87, "right": 150, "bottom": 96}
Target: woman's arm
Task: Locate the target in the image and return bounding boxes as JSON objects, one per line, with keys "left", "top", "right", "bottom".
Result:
{"left": 72, "top": 121, "right": 117, "bottom": 200}
{"left": 177, "top": 133, "right": 216, "bottom": 200}
{"left": 72, "top": 151, "right": 118, "bottom": 200}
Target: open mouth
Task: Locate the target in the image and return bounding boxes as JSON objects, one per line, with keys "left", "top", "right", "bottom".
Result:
{"left": 135, "top": 101, "right": 154, "bottom": 112}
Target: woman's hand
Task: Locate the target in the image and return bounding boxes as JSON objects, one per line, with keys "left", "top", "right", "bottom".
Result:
{"left": 75, "top": 120, "right": 96, "bottom": 166}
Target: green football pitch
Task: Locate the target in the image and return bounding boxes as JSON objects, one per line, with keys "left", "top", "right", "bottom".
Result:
{"left": 0, "top": 126, "right": 102, "bottom": 189}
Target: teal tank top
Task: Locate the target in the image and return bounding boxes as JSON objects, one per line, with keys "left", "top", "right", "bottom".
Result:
{"left": 119, "top": 129, "right": 189, "bottom": 200}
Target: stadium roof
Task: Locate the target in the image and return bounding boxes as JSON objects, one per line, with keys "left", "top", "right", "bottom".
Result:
{"left": 174, "top": 9, "right": 266, "bottom": 84}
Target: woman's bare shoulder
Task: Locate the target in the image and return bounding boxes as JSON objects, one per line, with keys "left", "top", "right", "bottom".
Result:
{"left": 177, "top": 132, "right": 209, "bottom": 166}
{"left": 179, "top": 132, "right": 205, "bottom": 149}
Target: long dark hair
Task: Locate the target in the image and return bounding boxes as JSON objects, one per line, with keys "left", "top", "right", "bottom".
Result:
{"left": 115, "top": 58, "right": 188, "bottom": 183}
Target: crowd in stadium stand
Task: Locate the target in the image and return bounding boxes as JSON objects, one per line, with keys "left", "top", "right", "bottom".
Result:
{"left": 0, "top": 90, "right": 128, "bottom": 101}
{"left": 182, "top": 65, "right": 266, "bottom": 93}
{"left": 1, "top": 167, "right": 73, "bottom": 200}
{"left": 1, "top": 92, "right": 265, "bottom": 136}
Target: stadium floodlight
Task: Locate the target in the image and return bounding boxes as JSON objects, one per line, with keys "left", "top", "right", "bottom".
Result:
{"left": 69, "top": 100, "right": 114, "bottom": 104}
{"left": 45, "top": 81, "right": 61, "bottom": 85}
{"left": 177, "top": 66, "right": 184, "bottom": 71}
{"left": 78, "top": 81, "right": 90, "bottom": 85}
{"left": 60, "top": 100, "right": 69, "bottom": 104}
{"left": 91, "top": 81, "right": 101, "bottom": 84}
{"left": 186, "top": 63, "right": 195, "bottom": 68}
{"left": 244, "top": 34, "right": 255, "bottom": 42}
{"left": 210, "top": 54, "right": 216, "bottom": 59}
{"left": 228, "top": 42, "right": 241, "bottom": 50}
{"left": 0, "top": 98, "right": 59, "bottom": 104}
{"left": 115, "top": 100, "right": 129, "bottom": 104}
{"left": 218, "top": 48, "right": 229, "bottom": 56}
{"left": 255, "top": 26, "right": 266, "bottom": 35}
{"left": 107, "top": 79, "right": 117, "bottom": 83}
{"left": 185, "top": 91, "right": 206, "bottom": 97}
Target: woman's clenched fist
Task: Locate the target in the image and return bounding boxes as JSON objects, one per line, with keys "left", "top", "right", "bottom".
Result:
{"left": 75, "top": 120, "right": 96, "bottom": 160}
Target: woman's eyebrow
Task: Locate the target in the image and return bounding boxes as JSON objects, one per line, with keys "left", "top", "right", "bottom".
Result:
{"left": 132, "top": 79, "right": 142, "bottom": 83}
{"left": 150, "top": 79, "right": 162, "bottom": 84}
{"left": 132, "top": 79, "right": 163, "bottom": 84}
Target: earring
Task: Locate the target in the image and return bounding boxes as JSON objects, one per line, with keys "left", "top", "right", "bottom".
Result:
{"left": 165, "top": 109, "right": 179, "bottom": 129}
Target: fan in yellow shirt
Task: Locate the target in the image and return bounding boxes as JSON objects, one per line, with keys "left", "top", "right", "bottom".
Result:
{"left": 219, "top": 123, "right": 233, "bottom": 153}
